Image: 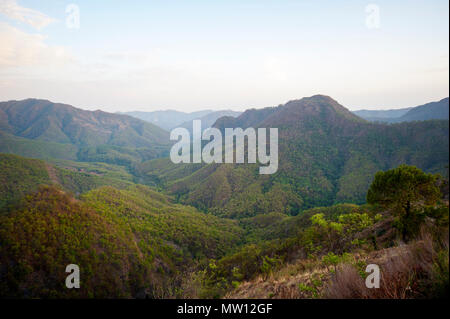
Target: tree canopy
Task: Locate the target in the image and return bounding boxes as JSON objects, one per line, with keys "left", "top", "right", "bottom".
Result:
{"left": 367, "top": 164, "right": 441, "bottom": 240}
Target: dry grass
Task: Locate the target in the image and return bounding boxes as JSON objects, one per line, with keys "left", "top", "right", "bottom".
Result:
{"left": 224, "top": 258, "right": 330, "bottom": 299}
{"left": 324, "top": 230, "right": 448, "bottom": 299}
{"left": 224, "top": 228, "right": 448, "bottom": 299}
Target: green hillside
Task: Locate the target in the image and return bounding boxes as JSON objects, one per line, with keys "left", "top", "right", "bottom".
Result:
{"left": 0, "top": 182, "right": 244, "bottom": 298}
{"left": 0, "top": 153, "right": 133, "bottom": 209}
{"left": 0, "top": 186, "right": 153, "bottom": 298}
{"left": 0, "top": 131, "right": 78, "bottom": 161}
{"left": 0, "top": 153, "right": 51, "bottom": 209}
{"left": 83, "top": 185, "right": 243, "bottom": 259}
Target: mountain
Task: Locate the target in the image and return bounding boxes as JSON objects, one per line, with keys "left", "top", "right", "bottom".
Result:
{"left": 0, "top": 99, "right": 171, "bottom": 165}
{"left": 215, "top": 95, "right": 365, "bottom": 129}
{"left": 121, "top": 109, "right": 213, "bottom": 130}
{"left": 138, "top": 95, "right": 449, "bottom": 217}
{"left": 353, "top": 97, "right": 449, "bottom": 123}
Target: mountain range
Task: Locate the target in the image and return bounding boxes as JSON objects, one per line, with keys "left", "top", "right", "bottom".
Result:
{"left": 121, "top": 109, "right": 242, "bottom": 131}
{"left": 121, "top": 98, "right": 448, "bottom": 132}
{"left": 1, "top": 96, "right": 448, "bottom": 211}
{"left": 137, "top": 95, "right": 448, "bottom": 218}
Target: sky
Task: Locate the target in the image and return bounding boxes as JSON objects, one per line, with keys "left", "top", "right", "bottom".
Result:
{"left": 0, "top": 0, "right": 448, "bottom": 112}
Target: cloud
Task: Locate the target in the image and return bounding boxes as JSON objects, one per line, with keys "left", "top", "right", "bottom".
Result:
{"left": 0, "top": 0, "right": 55, "bottom": 30}
{"left": 0, "top": 22, "right": 72, "bottom": 68}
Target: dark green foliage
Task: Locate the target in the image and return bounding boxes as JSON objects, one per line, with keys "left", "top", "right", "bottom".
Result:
{"left": 239, "top": 204, "right": 365, "bottom": 243}
{"left": 367, "top": 165, "right": 441, "bottom": 240}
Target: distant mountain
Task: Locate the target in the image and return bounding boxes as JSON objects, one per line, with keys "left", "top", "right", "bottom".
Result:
{"left": 396, "top": 98, "right": 449, "bottom": 122}
{"left": 352, "top": 108, "right": 412, "bottom": 121}
{"left": 0, "top": 99, "right": 171, "bottom": 165}
{"left": 121, "top": 110, "right": 213, "bottom": 130}
{"left": 353, "top": 98, "right": 449, "bottom": 123}
{"left": 138, "top": 95, "right": 449, "bottom": 217}
{"left": 178, "top": 110, "right": 242, "bottom": 133}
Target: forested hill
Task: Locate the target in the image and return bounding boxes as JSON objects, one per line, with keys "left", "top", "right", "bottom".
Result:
{"left": 0, "top": 99, "right": 171, "bottom": 164}
{"left": 141, "top": 95, "right": 449, "bottom": 217}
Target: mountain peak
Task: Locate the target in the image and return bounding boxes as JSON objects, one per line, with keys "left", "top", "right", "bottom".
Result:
{"left": 288, "top": 94, "right": 337, "bottom": 104}
{"left": 213, "top": 95, "right": 364, "bottom": 130}
{"left": 268, "top": 95, "right": 364, "bottom": 126}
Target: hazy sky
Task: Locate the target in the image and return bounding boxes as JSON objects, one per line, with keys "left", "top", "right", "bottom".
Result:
{"left": 0, "top": 0, "right": 448, "bottom": 112}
